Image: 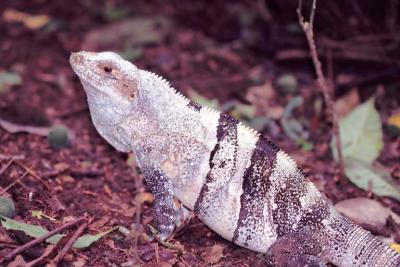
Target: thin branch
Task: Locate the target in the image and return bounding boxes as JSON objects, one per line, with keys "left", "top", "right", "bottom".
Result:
{"left": 14, "top": 160, "right": 51, "bottom": 190}
{"left": 297, "top": 0, "right": 345, "bottom": 177}
{"left": 309, "top": 0, "right": 316, "bottom": 25}
{"left": 25, "top": 244, "right": 58, "bottom": 267}
{"left": 0, "top": 170, "right": 28, "bottom": 195}
{"left": 0, "top": 154, "right": 25, "bottom": 161}
{"left": 48, "top": 220, "right": 88, "bottom": 266}
{"left": 134, "top": 174, "right": 143, "bottom": 261}
{"left": 257, "top": 0, "right": 272, "bottom": 23}
{"left": 5, "top": 217, "right": 86, "bottom": 261}
{"left": 0, "top": 118, "right": 50, "bottom": 136}
{"left": 0, "top": 158, "right": 14, "bottom": 178}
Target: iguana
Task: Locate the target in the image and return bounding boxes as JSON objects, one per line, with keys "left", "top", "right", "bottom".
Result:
{"left": 70, "top": 51, "right": 400, "bottom": 266}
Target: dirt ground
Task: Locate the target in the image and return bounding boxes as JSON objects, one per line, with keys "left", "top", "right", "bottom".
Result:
{"left": 0, "top": 1, "right": 400, "bottom": 266}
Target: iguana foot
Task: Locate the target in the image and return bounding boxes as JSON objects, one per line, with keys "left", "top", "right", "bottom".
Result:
{"left": 146, "top": 224, "right": 184, "bottom": 251}
{"left": 265, "top": 230, "right": 327, "bottom": 267}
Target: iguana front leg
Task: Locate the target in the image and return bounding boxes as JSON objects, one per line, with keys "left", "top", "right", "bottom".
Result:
{"left": 142, "top": 166, "right": 177, "bottom": 241}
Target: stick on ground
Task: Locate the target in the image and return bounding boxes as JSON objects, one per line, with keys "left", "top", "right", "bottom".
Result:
{"left": 4, "top": 216, "right": 86, "bottom": 261}
{"left": 14, "top": 160, "right": 51, "bottom": 190}
{"left": 25, "top": 244, "right": 58, "bottom": 267}
{"left": 0, "top": 171, "right": 28, "bottom": 195}
{"left": 48, "top": 220, "right": 88, "bottom": 266}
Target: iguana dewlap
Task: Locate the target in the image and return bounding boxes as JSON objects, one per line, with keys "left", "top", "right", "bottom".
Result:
{"left": 70, "top": 51, "right": 400, "bottom": 267}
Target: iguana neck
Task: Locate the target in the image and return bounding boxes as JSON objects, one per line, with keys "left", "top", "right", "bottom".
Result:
{"left": 137, "top": 70, "right": 190, "bottom": 121}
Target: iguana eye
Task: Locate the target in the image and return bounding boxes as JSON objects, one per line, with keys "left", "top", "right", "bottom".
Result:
{"left": 103, "top": 66, "right": 112, "bottom": 73}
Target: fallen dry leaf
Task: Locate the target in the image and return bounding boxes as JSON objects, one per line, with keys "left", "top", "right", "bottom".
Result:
{"left": 82, "top": 16, "right": 172, "bottom": 51}
{"left": 203, "top": 244, "right": 224, "bottom": 264}
{"left": 245, "top": 82, "right": 283, "bottom": 119}
{"left": 335, "top": 197, "right": 400, "bottom": 228}
{"left": 103, "top": 184, "right": 113, "bottom": 198}
{"left": 0, "top": 227, "right": 13, "bottom": 243}
{"left": 390, "top": 243, "right": 400, "bottom": 253}
{"left": 334, "top": 89, "right": 360, "bottom": 119}
{"left": 388, "top": 112, "right": 400, "bottom": 129}
{"left": 53, "top": 162, "right": 70, "bottom": 172}
{"left": 119, "top": 203, "right": 136, "bottom": 217}
{"left": 135, "top": 192, "right": 154, "bottom": 204}
{"left": 2, "top": 8, "right": 50, "bottom": 30}
{"left": 6, "top": 255, "right": 26, "bottom": 267}
{"left": 89, "top": 216, "right": 111, "bottom": 230}
{"left": 58, "top": 175, "right": 75, "bottom": 184}
{"left": 72, "top": 257, "right": 87, "bottom": 267}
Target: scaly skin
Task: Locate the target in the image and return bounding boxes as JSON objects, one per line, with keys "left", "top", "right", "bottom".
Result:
{"left": 70, "top": 51, "right": 400, "bottom": 266}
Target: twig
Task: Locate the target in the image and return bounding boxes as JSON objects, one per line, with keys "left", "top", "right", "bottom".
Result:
{"left": 0, "top": 118, "right": 50, "bottom": 136}
{"left": 0, "top": 242, "right": 19, "bottom": 249}
{"left": 0, "top": 170, "right": 28, "bottom": 195}
{"left": 275, "top": 48, "right": 398, "bottom": 64}
{"left": 25, "top": 244, "right": 58, "bottom": 267}
{"left": 14, "top": 160, "right": 51, "bottom": 190}
{"left": 0, "top": 154, "right": 25, "bottom": 161}
{"left": 134, "top": 176, "right": 143, "bottom": 261}
{"left": 0, "top": 158, "right": 14, "bottom": 178}
{"left": 297, "top": 0, "right": 344, "bottom": 177}
{"left": 5, "top": 216, "right": 86, "bottom": 261}
{"left": 41, "top": 169, "right": 104, "bottom": 179}
{"left": 48, "top": 220, "right": 88, "bottom": 266}
{"left": 257, "top": 0, "right": 272, "bottom": 23}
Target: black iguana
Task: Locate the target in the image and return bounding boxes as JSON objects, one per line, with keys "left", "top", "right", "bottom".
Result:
{"left": 69, "top": 51, "right": 400, "bottom": 266}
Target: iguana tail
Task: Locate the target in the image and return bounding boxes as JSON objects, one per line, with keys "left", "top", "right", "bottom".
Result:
{"left": 325, "top": 215, "right": 400, "bottom": 266}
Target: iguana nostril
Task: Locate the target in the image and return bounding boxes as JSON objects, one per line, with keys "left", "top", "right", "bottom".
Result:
{"left": 69, "top": 52, "right": 84, "bottom": 66}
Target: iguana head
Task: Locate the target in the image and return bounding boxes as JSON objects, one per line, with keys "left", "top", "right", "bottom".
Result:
{"left": 70, "top": 51, "right": 139, "bottom": 104}
{"left": 70, "top": 51, "right": 140, "bottom": 152}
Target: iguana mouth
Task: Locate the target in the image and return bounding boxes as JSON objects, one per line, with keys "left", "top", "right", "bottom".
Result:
{"left": 70, "top": 51, "right": 96, "bottom": 64}
{"left": 69, "top": 51, "right": 97, "bottom": 78}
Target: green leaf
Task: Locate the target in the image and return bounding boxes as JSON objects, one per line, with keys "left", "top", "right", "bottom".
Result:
{"left": 0, "top": 196, "right": 16, "bottom": 218}
{"left": 295, "top": 138, "right": 314, "bottom": 151}
{"left": 345, "top": 158, "right": 400, "bottom": 200}
{"left": 0, "top": 216, "right": 118, "bottom": 248}
{"left": 73, "top": 226, "right": 118, "bottom": 248}
{"left": 332, "top": 98, "right": 383, "bottom": 164}
{"left": 101, "top": 6, "right": 129, "bottom": 21}
{"left": 276, "top": 73, "right": 298, "bottom": 94}
{"left": 281, "top": 96, "right": 308, "bottom": 141}
{"left": 243, "top": 116, "right": 271, "bottom": 131}
{"left": 344, "top": 158, "right": 400, "bottom": 201}
{"left": 82, "top": 16, "right": 172, "bottom": 50}
{"left": 222, "top": 100, "right": 255, "bottom": 121}
{"left": 0, "top": 72, "right": 22, "bottom": 93}
{"left": 0, "top": 216, "right": 62, "bottom": 244}
{"left": 119, "top": 47, "right": 143, "bottom": 61}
